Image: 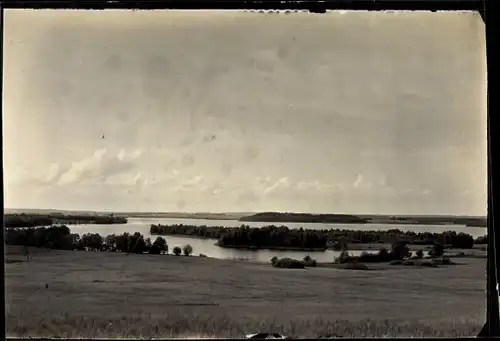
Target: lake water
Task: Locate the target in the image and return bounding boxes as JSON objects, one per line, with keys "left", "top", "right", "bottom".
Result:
{"left": 67, "top": 217, "right": 487, "bottom": 263}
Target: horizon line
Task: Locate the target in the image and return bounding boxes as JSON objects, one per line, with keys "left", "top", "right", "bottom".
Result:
{"left": 4, "top": 207, "right": 488, "bottom": 219}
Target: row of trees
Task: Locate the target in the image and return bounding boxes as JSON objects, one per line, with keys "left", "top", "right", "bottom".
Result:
{"left": 5, "top": 225, "right": 193, "bottom": 256}
{"left": 335, "top": 241, "right": 446, "bottom": 264}
{"left": 4, "top": 213, "right": 127, "bottom": 228}
{"left": 150, "top": 224, "right": 486, "bottom": 250}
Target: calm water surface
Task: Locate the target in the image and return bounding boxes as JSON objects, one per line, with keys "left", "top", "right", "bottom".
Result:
{"left": 69, "top": 217, "right": 486, "bottom": 263}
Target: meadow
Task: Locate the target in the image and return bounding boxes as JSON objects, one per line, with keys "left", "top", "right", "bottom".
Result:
{"left": 5, "top": 245, "right": 486, "bottom": 338}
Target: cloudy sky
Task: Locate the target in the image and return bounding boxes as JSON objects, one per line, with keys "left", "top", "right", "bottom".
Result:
{"left": 3, "top": 10, "right": 487, "bottom": 215}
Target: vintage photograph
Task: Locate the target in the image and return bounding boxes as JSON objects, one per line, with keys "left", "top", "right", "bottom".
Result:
{"left": 4, "top": 9, "right": 487, "bottom": 338}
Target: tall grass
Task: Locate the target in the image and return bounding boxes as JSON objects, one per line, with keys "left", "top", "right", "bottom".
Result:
{"left": 6, "top": 313, "right": 484, "bottom": 338}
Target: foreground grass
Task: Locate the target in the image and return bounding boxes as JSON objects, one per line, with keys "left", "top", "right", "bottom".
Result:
{"left": 7, "top": 313, "right": 484, "bottom": 338}
{"left": 6, "top": 245, "right": 486, "bottom": 338}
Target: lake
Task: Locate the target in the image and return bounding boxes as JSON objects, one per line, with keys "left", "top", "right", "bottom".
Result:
{"left": 67, "top": 217, "right": 487, "bottom": 263}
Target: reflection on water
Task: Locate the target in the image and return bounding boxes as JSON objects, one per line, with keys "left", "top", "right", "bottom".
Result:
{"left": 68, "top": 217, "right": 487, "bottom": 263}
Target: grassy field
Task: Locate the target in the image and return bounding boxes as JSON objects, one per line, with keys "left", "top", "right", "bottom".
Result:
{"left": 5, "top": 245, "right": 486, "bottom": 338}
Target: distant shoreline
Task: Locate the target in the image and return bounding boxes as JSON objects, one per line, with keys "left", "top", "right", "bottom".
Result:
{"left": 4, "top": 210, "right": 487, "bottom": 228}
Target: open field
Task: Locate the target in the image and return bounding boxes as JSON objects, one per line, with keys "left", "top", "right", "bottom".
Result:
{"left": 5, "top": 245, "right": 486, "bottom": 338}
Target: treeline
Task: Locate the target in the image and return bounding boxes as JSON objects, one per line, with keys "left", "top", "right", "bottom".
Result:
{"left": 4, "top": 213, "right": 127, "bottom": 228}
{"left": 364, "top": 215, "right": 487, "bottom": 227}
{"left": 238, "top": 212, "right": 487, "bottom": 227}
{"left": 151, "top": 224, "right": 328, "bottom": 250}
{"left": 5, "top": 225, "right": 194, "bottom": 256}
{"left": 150, "top": 224, "right": 486, "bottom": 250}
{"left": 150, "top": 224, "right": 229, "bottom": 239}
{"left": 328, "top": 229, "right": 478, "bottom": 249}
{"left": 335, "top": 241, "right": 446, "bottom": 264}
{"left": 239, "top": 212, "right": 368, "bottom": 224}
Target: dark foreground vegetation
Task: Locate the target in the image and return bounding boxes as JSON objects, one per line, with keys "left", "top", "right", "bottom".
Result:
{"left": 150, "top": 224, "right": 487, "bottom": 251}
{"left": 4, "top": 225, "right": 194, "bottom": 256}
{"left": 269, "top": 241, "right": 454, "bottom": 270}
{"left": 239, "top": 212, "right": 487, "bottom": 227}
{"left": 4, "top": 213, "right": 127, "bottom": 228}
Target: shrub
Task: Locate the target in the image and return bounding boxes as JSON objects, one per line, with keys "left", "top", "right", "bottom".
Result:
{"left": 272, "top": 258, "right": 305, "bottom": 269}
{"left": 390, "top": 241, "right": 411, "bottom": 260}
{"left": 199, "top": 253, "right": 207, "bottom": 257}
{"left": 359, "top": 249, "right": 392, "bottom": 263}
{"left": 432, "top": 257, "right": 454, "bottom": 265}
{"left": 270, "top": 256, "right": 278, "bottom": 265}
{"left": 342, "top": 262, "right": 369, "bottom": 270}
{"left": 149, "top": 236, "right": 168, "bottom": 255}
{"left": 182, "top": 244, "right": 193, "bottom": 256}
{"left": 334, "top": 250, "right": 351, "bottom": 263}
{"left": 429, "top": 242, "right": 445, "bottom": 258}
{"left": 474, "top": 235, "right": 487, "bottom": 245}
{"left": 415, "top": 250, "right": 424, "bottom": 259}
{"left": 421, "top": 260, "right": 438, "bottom": 267}
{"left": 173, "top": 246, "right": 182, "bottom": 256}
{"left": 378, "top": 247, "right": 389, "bottom": 257}
{"left": 302, "top": 255, "right": 317, "bottom": 267}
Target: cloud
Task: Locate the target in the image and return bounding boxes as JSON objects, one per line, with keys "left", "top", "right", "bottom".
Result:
{"left": 263, "top": 176, "right": 290, "bottom": 194}
{"left": 353, "top": 174, "right": 372, "bottom": 190}
{"left": 173, "top": 175, "right": 205, "bottom": 192}
{"left": 420, "top": 189, "right": 432, "bottom": 196}
{"left": 56, "top": 148, "right": 143, "bottom": 186}
{"left": 105, "top": 172, "right": 143, "bottom": 186}
{"left": 295, "top": 180, "right": 322, "bottom": 191}
{"left": 45, "top": 163, "right": 61, "bottom": 182}
{"left": 377, "top": 175, "right": 387, "bottom": 188}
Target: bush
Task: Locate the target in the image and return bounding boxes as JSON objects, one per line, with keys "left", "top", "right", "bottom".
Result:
{"left": 415, "top": 250, "right": 424, "bottom": 259}
{"left": 334, "top": 250, "right": 351, "bottom": 263}
{"left": 378, "top": 247, "right": 389, "bottom": 257}
{"left": 199, "top": 253, "right": 207, "bottom": 257}
{"left": 359, "top": 250, "right": 392, "bottom": 263}
{"left": 474, "top": 235, "right": 487, "bottom": 245}
{"left": 432, "top": 257, "right": 454, "bottom": 265}
{"left": 173, "top": 246, "right": 182, "bottom": 256}
{"left": 272, "top": 258, "right": 305, "bottom": 269}
{"left": 390, "top": 241, "right": 411, "bottom": 260}
{"left": 342, "top": 262, "right": 369, "bottom": 270}
{"left": 391, "top": 259, "right": 438, "bottom": 267}
{"left": 270, "top": 256, "right": 278, "bottom": 265}
{"left": 390, "top": 260, "right": 403, "bottom": 265}
{"left": 149, "top": 237, "right": 168, "bottom": 255}
{"left": 421, "top": 260, "right": 439, "bottom": 267}
{"left": 429, "top": 242, "right": 445, "bottom": 258}
{"left": 303, "top": 255, "right": 317, "bottom": 267}
{"left": 182, "top": 244, "right": 193, "bottom": 256}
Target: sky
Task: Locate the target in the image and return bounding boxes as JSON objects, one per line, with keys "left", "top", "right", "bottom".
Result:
{"left": 3, "top": 10, "right": 487, "bottom": 215}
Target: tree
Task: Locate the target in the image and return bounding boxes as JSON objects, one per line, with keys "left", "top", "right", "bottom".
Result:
{"left": 377, "top": 247, "right": 390, "bottom": 260}
{"left": 173, "top": 246, "right": 182, "bottom": 256}
{"left": 429, "top": 242, "right": 445, "bottom": 258}
{"left": 128, "top": 232, "right": 148, "bottom": 254}
{"left": 149, "top": 237, "right": 168, "bottom": 255}
{"left": 183, "top": 244, "right": 193, "bottom": 256}
{"left": 390, "top": 241, "right": 411, "bottom": 260}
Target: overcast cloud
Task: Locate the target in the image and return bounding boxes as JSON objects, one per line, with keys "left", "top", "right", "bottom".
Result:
{"left": 3, "top": 10, "right": 487, "bottom": 215}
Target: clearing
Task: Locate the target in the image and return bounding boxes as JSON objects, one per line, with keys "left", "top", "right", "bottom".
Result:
{"left": 5, "top": 245, "right": 486, "bottom": 338}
